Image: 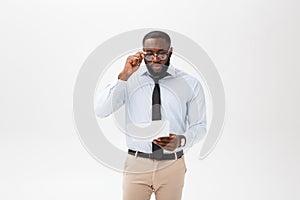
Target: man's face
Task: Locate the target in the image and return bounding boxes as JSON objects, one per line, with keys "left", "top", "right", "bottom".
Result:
{"left": 143, "top": 38, "right": 172, "bottom": 77}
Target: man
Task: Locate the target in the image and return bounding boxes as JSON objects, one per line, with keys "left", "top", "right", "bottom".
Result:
{"left": 95, "top": 31, "right": 207, "bottom": 200}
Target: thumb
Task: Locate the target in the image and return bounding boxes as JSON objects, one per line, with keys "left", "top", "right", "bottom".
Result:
{"left": 169, "top": 133, "right": 176, "bottom": 138}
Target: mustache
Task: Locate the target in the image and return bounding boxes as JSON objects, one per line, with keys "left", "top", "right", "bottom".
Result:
{"left": 148, "top": 63, "right": 166, "bottom": 67}
{"left": 144, "top": 57, "right": 170, "bottom": 67}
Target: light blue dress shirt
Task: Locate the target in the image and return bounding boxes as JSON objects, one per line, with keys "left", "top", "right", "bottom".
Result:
{"left": 95, "top": 64, "right": 207, "bottom": 153}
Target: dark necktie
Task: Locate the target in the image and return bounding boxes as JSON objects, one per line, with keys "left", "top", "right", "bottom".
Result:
{"left": 151, "top": 77, "right": 164, "bottom": 152}
{"left": 152, "top": 82, "right": 161, "bottom": 121}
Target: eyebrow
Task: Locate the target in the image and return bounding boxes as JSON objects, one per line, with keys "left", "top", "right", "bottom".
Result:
{"left": 143, "top": 49, "right": 168, "bottom": 53}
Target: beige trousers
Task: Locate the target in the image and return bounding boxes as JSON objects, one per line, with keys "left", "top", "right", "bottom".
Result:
{"left": 123, "top": 154, "right": 187, "bottom": 200}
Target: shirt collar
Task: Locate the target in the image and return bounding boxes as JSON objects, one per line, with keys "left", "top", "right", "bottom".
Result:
{"left": 139, "top": 64, "right": 176, "bottom": 77}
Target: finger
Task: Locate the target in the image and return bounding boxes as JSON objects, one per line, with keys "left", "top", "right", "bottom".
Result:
{"left": 132, "top": 56, "right": 142, "bottom": 65}
{"left": 161, "top": 143, "right": 175, "bottom": 151}
{"left": 153, "top": 139, "right": 167, "bottom": 146}
{"left": 153, "top": 139, "right": 165, "bottom": 145}
{"left": 128, "top": 55, "right": 140, "bottom": 61}
{"left": 133, "top": 52, "right": 143, "bottom": 61}
{"left": 157, "top": 137, "right": 173, "bottom": 142}
{"left": 130, "top": 56, "right": 139, "bottom": 62}
{"left": 153, "top": 140, "right": 164, "bottom": 148}
{"left": 136, "top": 52, "right": 145, "bottom": 62}
{"left": 156, "top": 140, "right": 173, "bottom": 146}
{"left": 157, "top": 136, "right": 171, "bottom": 140}
{"left": 169, "top": 133, "right": 176, "bottom": 138}
{"left": 135, "top": 51, "right": 144, "bottom": 57}
{"left": 128, "top": 57, "right": 140, "bottom": 66}
{"left": 164, "top": 144, "right": 176, "bottom": 151}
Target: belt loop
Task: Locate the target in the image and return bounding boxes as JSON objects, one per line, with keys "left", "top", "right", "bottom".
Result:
{"left": 135, "top": 151, "right": 138, "bottom": 158}
{"left": 174, "top": 152, "right": 177, "bottom": 160}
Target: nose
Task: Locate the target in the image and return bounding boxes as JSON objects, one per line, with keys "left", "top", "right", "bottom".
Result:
{"left": 152, "top": 54, "right": 160, "bottom": 62}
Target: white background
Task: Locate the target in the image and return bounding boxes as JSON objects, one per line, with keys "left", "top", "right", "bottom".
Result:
{"left": 1, "top": 0, "right": 299, "bottom": 199}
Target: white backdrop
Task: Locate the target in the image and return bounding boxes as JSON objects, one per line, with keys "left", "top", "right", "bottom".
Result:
{"left": 0, "top": 0, "right": 299, "bottom": 199}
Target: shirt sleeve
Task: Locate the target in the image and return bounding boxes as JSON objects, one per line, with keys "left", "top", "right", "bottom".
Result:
{"left": 94, "top": 78, "right": 127, "bottom": 118}
{"left": 184, "top": 80, "right": 207, "bottom": 148}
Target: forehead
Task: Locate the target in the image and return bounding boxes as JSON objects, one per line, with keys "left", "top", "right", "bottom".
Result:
{"left": 143, "top": 38, "right": 169, "bottom": 50}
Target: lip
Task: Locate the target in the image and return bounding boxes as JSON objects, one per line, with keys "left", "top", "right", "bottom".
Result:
{"left": 151, "top": 64, "right": 162, "bottom": 71}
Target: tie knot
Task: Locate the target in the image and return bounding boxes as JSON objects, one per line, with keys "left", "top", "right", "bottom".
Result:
{"left": 150, "top": 72, "right": 169, "bottom": 83}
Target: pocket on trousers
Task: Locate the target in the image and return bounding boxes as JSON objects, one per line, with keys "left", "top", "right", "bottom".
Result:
{"left": 123, "top": 155, "right": 130, "bottom": 173}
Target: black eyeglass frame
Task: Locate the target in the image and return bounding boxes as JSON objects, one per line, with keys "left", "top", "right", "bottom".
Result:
{"left": 142, "top": 48, "right": 172, "bottom": 62}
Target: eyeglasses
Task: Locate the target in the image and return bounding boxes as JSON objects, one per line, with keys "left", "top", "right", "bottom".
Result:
{"left": 143, "top": 49, "right": 170, "bottom": 62}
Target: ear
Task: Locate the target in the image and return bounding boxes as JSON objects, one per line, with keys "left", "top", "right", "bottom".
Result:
{"left": 168, "top": 47, "right": 173, "bottom": 57}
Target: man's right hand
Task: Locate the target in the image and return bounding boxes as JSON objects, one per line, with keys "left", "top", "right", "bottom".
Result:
{"left": 118, "top": 51, "right": 144, "bottom": 81}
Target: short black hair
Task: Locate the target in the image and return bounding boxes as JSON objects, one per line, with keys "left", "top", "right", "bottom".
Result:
{"left": 142, "top": 31, "right": 171, "bottom": 48}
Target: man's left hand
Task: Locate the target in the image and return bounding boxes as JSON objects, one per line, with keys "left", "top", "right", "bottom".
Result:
{"left": 153, "top": 133, "right": 183, "bottom": 151}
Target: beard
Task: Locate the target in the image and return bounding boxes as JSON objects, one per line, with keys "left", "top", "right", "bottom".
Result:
{"left": 145, "top": 57, "right": 170, "bottom": 78}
